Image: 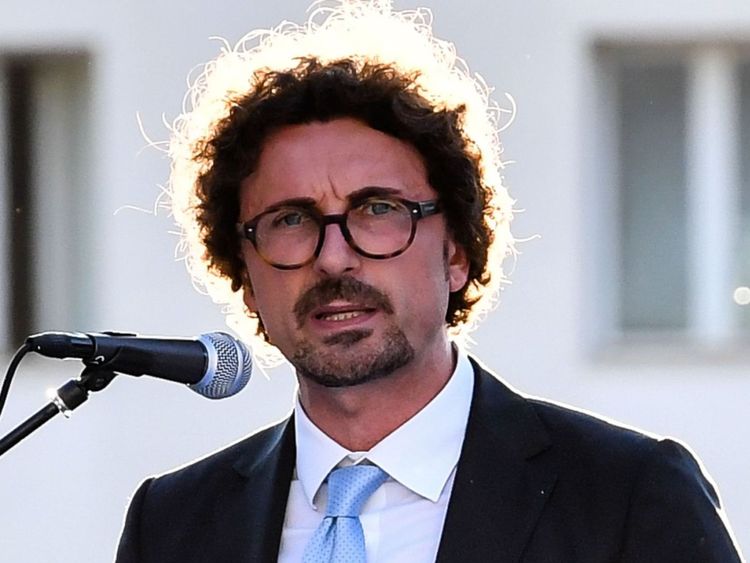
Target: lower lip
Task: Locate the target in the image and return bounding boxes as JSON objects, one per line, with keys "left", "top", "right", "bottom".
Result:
{"left": 308, "top": 309, "right": 378, "bottom": 332}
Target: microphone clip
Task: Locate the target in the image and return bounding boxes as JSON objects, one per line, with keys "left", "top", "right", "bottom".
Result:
{"left": 55, "top": 366, "right": 119, "bottom": 416}
{"left": 0, "top": 365, "right": 118, "bottom": 457}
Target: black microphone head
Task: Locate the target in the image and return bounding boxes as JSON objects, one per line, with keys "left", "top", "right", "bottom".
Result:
{"left": 189, "top": 332, "right": 252, "bottom": 399}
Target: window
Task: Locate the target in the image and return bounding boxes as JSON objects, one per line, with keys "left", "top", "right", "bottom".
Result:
{"left": 0, "top": 53, "right": 92, "bottom": 350}
{"left": 594, "top": 44, "right": 749, "bottom": 351}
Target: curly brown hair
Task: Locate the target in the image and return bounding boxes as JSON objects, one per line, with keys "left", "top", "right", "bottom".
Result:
{"left": 194, "top": 57, "right": 492, "bottom": 339}
{"left": 168, "top": 2, "right": 514, "bottom": 360}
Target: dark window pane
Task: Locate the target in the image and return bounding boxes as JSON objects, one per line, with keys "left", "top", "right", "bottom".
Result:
{"left": 618, "top": 62, "right": 688, "bottom": 331}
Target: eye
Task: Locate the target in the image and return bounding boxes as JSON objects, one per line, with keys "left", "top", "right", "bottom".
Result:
{"left": 269, "top": 208, "right": 312, "bottom": 229}
{"left": 360, "top": 198, "right": 401, "bottom": 216}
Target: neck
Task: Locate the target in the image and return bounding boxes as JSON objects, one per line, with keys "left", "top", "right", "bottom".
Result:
{"left": 297, "top": 337, "right": 455, "bottom": 451}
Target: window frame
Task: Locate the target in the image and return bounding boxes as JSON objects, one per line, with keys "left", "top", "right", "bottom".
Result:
{"left": 587, "top": 42, "right": 750, "bottom": 360}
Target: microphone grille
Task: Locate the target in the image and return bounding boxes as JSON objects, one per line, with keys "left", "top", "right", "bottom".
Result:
{"left": 190, "top": 332, "right": 252, "bottom": 399}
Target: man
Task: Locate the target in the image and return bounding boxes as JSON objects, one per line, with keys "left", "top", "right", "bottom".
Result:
{"left": 116, "top": 2, "right": 742, "bottom": 561}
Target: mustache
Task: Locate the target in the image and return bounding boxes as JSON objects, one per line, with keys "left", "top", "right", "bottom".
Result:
{"left": 293, "top": 277, "right": 394, "bottom": 327}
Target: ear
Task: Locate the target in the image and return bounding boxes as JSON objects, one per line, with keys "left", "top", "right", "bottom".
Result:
{"left": 241, "top": 268, "right": 257, "bottom": 313}
{"left": 446, "top": 239, "right": 470, "bottom": 292}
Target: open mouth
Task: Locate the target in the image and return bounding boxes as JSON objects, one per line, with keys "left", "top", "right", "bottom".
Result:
{"left": 293, "top": 277, "right": 394, "bottom": 329}
{"left": 310, "top": 301, "right": 379, "bottom": 326}
{"left": 315, "top": 308, "right": 376, "bottom": 322}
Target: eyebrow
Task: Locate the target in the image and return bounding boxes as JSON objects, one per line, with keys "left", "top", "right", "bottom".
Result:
{"left": 347, "top": 186, "right": 402, "bottom": 204}
{"left": 259, "top": 186, "right": 404, "bottom": 213}
{"left": 260, "top": 197, "right": 318, "bottom": 213}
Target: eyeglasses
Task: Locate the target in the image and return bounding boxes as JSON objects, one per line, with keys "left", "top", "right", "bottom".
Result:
{"left": 237, "top": 194, "right": 441, "bottom": 270}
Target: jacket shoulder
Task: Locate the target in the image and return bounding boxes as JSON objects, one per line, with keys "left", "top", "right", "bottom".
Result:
{"left": 147, "top": 415, "right": 292, "bottom": 494}
{"left": 116, "top": 417, "right": 295, "bottom": 563}
{"left": 469, "top": 355, "right": 712, "bottom": 501}
{"left": 528, "top": 394, "right": 660, "bottom": 458}
{"left": 471, "top": 355, "right": 663, "bottom": 461}
{"left": 468, "top": 358, "right": 741, "bottom": 561}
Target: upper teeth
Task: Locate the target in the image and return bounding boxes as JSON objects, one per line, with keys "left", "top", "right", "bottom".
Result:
{"left": 323, "top": 311, "right": 363, "bottom": 321}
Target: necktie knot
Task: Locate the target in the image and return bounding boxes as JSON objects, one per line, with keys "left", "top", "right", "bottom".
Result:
{"left": 326, "top": 464, "right": 389, "bottom": 517}
{"left": 303, "top": 464, "right": 388, "bottom": 562}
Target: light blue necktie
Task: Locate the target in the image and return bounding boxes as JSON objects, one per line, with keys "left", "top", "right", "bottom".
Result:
{"left": 303, "top": 464, "right": 389, "bottom": 563}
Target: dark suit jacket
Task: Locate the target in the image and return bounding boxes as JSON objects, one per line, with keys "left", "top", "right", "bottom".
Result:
{"left": 116, "top": 358, "right": 742, "bottom": 562}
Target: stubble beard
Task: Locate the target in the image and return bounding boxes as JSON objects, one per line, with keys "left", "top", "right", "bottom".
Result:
{"left": 291, "top": 324, "right": 415, "bottom": 388}
{"left": 287, "top": 276, "right": 416, "bottom": 387}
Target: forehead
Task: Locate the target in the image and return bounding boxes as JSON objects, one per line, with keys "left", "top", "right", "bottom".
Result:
{"left": 239, "top": 118, "right": 432, "bottom": 213}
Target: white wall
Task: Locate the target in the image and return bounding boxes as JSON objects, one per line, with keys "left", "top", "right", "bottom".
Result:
{"left": 0, "top": 1, "right": 747, "bottom": 560}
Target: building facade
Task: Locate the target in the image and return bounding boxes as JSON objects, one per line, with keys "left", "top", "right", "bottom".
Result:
{"left": 0, "top": 1, "right": 747, "bottom": 560}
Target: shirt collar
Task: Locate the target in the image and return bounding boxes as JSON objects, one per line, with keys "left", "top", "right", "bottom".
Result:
{"left": 294, "top": 348, "right": 474, "bottom": 508}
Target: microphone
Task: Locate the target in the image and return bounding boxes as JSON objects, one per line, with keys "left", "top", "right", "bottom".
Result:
{"left": 25, "top": 331, "right": 252, "bottom": 399}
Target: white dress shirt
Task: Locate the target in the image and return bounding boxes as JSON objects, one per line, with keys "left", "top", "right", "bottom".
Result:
{"left": 277, "top": 349, "right": 474, "bottom": 562}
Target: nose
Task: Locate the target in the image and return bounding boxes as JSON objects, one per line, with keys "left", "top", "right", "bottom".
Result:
{"left": 313, "top": 222, "right": 361, "bottom": 276}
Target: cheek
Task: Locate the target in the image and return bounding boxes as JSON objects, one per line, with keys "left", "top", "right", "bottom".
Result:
{"left": 243, "top": 260, "right": 306, "bottom": 333}
{"left": 393, "top": 247, "right": 453, "bottom": 322}
{"left": 241, "top": 255, "right": 279, "bottom": 317}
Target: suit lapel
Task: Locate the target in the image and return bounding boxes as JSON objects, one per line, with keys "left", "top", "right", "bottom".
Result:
{"left": 231, "top": 417, "right": 296, "bottom": 562}
{"left": 436, "top": 359, "right": 556, "bottom": 563}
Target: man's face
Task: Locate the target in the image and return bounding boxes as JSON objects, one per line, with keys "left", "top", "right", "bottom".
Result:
{"left": 239, "top": 118, "right": 468, "bottom": 387}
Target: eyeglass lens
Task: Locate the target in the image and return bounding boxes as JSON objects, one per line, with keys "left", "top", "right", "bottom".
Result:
{"left": 254, "top": 198, "right": 415, "bottom": 266}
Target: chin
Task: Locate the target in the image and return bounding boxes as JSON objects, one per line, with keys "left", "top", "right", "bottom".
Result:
{"left": 291, "top": 325, "right": 415, "bottom": 388}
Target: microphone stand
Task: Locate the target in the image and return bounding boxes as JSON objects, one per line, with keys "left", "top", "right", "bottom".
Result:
{"left": 0, "top": 367, "right": 117, "bottom": 457}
